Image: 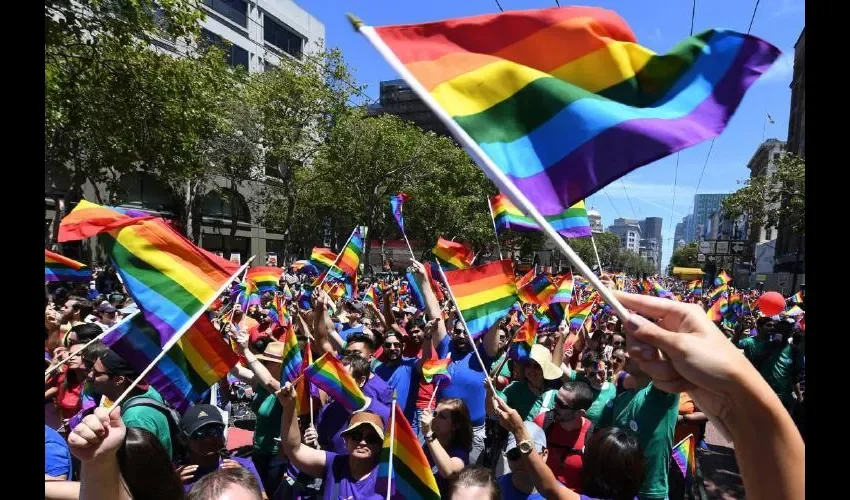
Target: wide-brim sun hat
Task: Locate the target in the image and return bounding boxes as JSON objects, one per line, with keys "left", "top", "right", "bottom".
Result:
{"left": 339, "top": 411, "right": 385, "bottom": 441}
{"left": 255, "top": 341, "right": 286, "bottom": 364}
{"left": 529, "top": 344, "right": 563, "bottom": 380}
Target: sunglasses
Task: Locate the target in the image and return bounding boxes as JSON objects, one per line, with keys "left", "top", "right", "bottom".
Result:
{"left": 384, "top": 342, "right": 402, "bottom": 348}
{"left": 555, "top": 398, "right": 579, "bottom": 411}
{"left": 191, "top": 425, "right": 225, "bottom": 440}
{"left": 345, "top": 429, "right": 382, "bottom": 445}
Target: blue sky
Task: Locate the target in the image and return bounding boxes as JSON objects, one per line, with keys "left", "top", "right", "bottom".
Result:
{"left": 296, "top": 0, "right": 805, "bottom": 270}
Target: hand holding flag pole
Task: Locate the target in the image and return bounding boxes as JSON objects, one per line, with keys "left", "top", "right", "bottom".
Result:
{"left": 109, "top": 256, "right": 257, "bottom": 412}
{"left": 44, "top": 310, "right": 142, "bottom": 377}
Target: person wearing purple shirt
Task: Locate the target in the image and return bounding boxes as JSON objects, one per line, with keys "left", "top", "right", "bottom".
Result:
{"left": 342, "top": 334, "right": 394, "bottom": 406}
{"left": 278, "top": 382, "right": 385, "bottom": 500}
{"left": 176, "top": 404, "right": 264, "bottom": 493}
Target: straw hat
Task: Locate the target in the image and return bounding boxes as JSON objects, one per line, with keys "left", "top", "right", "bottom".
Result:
{"left": 255, "top": 341, "right": 286, "bottom": 364}
{"left": 529, "top": 344, "right": 563, "bottom": 380}
{"left": 339, "top": 411, "right": 385, "bottom": 441}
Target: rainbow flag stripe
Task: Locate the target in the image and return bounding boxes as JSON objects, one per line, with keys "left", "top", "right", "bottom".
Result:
{"left": 245, "top": 266, "right": 283, "bottom": 293}
{"left": 294, "top": 343, "right": 313, "bottom": 416}
{"left": 45, "top": 249, "right": 91, "bottom": 282}
{"left": 687, "top": 279, "right": 703, "bottom": 297}
{"left": 363, "top": 284, "right": 378, "bottom": 304}
{"left": 785, "top": 305, "right": 804, "bottom": 317}
{"left": 304, "top": 353, "right": 368, "bottom": 412}
{"left": 443, "top": 260, "right": 518, "bottom": 340}
{"left": 791, "top": 290, "right": 804, "bottom": 304}
{"left": 333, "top": 226, "right": 366, "bottom": 281}
{"left": 59, "top": 201, "right": 240, "bottom": 344}
{"left": 433, "top": 237, "right": 475, "bottom": 270}
{"left": 309, "top": 247, "right": 338, "bottom": 272}
{"left": 551, "top": 271, "right": 574, "bottom": 304}
{"left": 517, "top": 273, "right": 558, "bottom": 305}
{"left": 569, "top": 300, "right": 595, "bottom": 331}
{"left": 714, "top": 270, "right": 732, "bottom": 287}
{"left": 390, "top": 193, "right": 409, "bottom": 233}
{"left": 377, "top": 404, "right": 441, "bottom": 500}
{"left": 367, "top": 6, "right": 779, "bottom": 214}
{"left": 508, "top": 316, "right": 538, "bottom": 361}
{"left": 708, "top": 284, "right": 728, "bottom": 302}
{"left": 103, "top": 313, "right": 238, "bottom": 413}
{"left": 421, "top": 357, "right": 451, "bottom": 385}
{"left": 491, "top": 193, "right": 591, "bottom": 238}
{"left": 279, "top": 325, "right": 303, "bottom": 385}
{"left": 672, "top": 434, "right": 696, "bottom": 485}
{"left": 406, "top": 272, "right": 426, "bottom": 311}
{"left": 516, "top": 268, "right": 536, "bottom": 290}
{"left": 706, "top": 297, "right": 727, "bottom": 322}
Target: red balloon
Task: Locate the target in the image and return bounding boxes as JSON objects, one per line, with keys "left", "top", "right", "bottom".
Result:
{"left": 758, "top": 292, "right": 785, "bottom": 316}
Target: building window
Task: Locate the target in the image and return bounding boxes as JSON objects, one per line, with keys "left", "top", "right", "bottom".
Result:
{"left": 264, "top": 16, "right": 303, "bottom": 59}
{"left": 202, "top": 189, "right": 251, "bottom": 223}
{"left": 203, "top": 0, "right": 248, "bottom": 28}
{"left": 766, "top": 228, "right": 773, "bottom": 240}
{"left": 200, "top": 28, "right": 249, "bottom": 70}
{"left": 773, "top": 152, "right": 781, "bottom": 160}
{"left": 113, "top": 173, "right": 176, "bottom": 213}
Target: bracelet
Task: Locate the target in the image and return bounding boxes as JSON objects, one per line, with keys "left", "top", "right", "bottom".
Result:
{"left": 246, "top": 357, "right": 259, "bottom": 365}
{"left": 425, "top": 433, "right": 437, "bottom": 443}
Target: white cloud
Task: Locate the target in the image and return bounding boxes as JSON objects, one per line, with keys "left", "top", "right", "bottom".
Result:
{"left": 773, "top": 0, "right": 805, "bottom": 17}
{"left": 758, "top": 52, "right": 794, "bottom": 85}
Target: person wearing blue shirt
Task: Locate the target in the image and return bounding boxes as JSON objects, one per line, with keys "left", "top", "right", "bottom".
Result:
{"left": 498, "top": 422, "right": 549, "bottom": 500}
{"left": 374, "top": 331, "right": 422, "bottom": 425}
{"left": 45, "top": 425, "right": 72, "bottom": 479}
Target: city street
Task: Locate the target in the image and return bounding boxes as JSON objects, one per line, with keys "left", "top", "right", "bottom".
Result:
{"left": 698, "top": 422, "right": 745, "bottom": 499}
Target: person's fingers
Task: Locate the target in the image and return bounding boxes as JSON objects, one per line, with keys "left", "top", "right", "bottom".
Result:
{"left": 636, "top": 358, "right": 681, "bottom": 383}
{"left": 71, "top": 424, "right": 101, "bottom": 444}
{"left": 624, "top": 314, "right": 689, "bottom": 359}
{"left": 67, "top": 432, "right": 95, "bottom": 449}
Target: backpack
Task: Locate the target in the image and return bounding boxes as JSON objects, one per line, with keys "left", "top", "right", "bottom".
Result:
{"left": 540, "top": 411, "right": 585, "bottom": 458}
{"left": 121, "top": 397, "right": 186, "bottom": 461}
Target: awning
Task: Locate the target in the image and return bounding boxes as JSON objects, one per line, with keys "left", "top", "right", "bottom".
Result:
{"left": 672, "top": 267, "right": 705, "bottom": 279}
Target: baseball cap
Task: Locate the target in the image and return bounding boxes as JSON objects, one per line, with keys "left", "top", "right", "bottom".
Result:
{"left": 345, "top": 300, "right": 365, "bottom": 314}
{"left": 97, "top": 302, "right": 117, "bottom": 314}
{"left": 180, "top": 404, "right": 225, "bottom": 437}
{"left": 340, "top": 411, "right": 385, "bottom": 441}
{"left": 99, "top": 350, "right": 138, "bottom": 378}
{"left": 505, "top": 421, "right": 547, "bottom": 454}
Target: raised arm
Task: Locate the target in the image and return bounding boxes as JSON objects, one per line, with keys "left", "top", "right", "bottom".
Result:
{"left": 67, "top": 407, "right": 133, "bottom": 500}
{"left": 229, "top": 329, "right": 280, "bottom": 393}
{"left": 311, "top": 291, "right": 343, "bottom": 355}
{"left": 276, "top": 383, "right": 326, "bottom": 478}
{"left": 410, "top": 260, "right": 448, "bottom": 346}
{"left": 420, "top": 410, "right": 465, "bottom": 479}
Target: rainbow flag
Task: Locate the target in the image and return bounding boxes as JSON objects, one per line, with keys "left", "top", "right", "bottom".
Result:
{"left": 358, "top": 6, "right": 779, "bottom": 216}
{"left": 269, "top": 293, "right": 289, "bottom": 327}
{"left": 433, "top": 237, "right": 475, "bottom": 270}
{"left": 103, "top": 313, "right": 238, "bottom": 413}
{"left": 708, "top": 284, "right": 728, "bottom": 302}
{"left": 278, "top": 325, "right": 303, "bottom": 385}
{"left": 508, "top": 316, "right": 538, "bottom": 361}
{"left": 309, "top": 247, "right": 338, "bottom": 272}
{"left": 714, "top": 271, "right": 732, "bottom": 287}
{"left": 491, "top": 193, "right": 591, "bottom": 238}
{"left": 377, "top": 403, "right": 441, "bottom": 500}
{"left": 45, "top": 249, "right": 91, "bottom": 283}
{"left": 421, "top": 357, "right": 451, "bottom": 385}
{"left": 706, "top": 297, "right": 727, "bottom": 322}
{"left": 443, "top": 260, "right": 518, "bottom": 340}
{"left": 245, "top": 266, "right": 283, "bottom": 293}
{"left": 294, "top": 343, "right": 313, "bottom": 417}
{"left": 790, "top": 290, "right": 804, "bottom": 304}
{"left": 304, "top": 353, "right": 369, "bottom": 412}
{"left": 425, "top": 261, "right": 447, "bottom": 301}
{"left": 331, "top": 226, "right": 366, "bottom": 281}
{"left": 785, "top": 305, "right": 804, "bottom": 317}
{"left": 652, "top": 280, "right": 674, "bottom": 299}
{"left": 551, "top": 272, "right": 574, "bottom": 304}
{"left": 236, "top": 279, "right": 261, "bottom": 310}
{"left": 390, "top": 193, "right": 409, "bottom": 233}
{"left": 58, "top": 201, "right": 240, "bottom": 344}
{"left": 363, "top": 284, "right": 379, "bottom": 304}
{"left": 516, "top": 268, "right": 536, "bottom": 290}
{"left": 517, "top": 273, "right": 559, "bottom": 305}
{"left": 727, "top": 293, "right": 743, "bottom": 317}
{"left": 282, "top": 283, "right": 293, "bottom": 302}
{"left": 569, "top": 300, "right": 595, "bottom": 331}
{"left": 536, "top": 302, "right": 567, "bottom": 327}
{"left": 672, "top": 434, "right": 696, "bottom": 485}
{"left": 406, "top": 272, "right": 426, "bottom": 311}
{"left": 687, "top": 279, "right": 703, "bottom": 297}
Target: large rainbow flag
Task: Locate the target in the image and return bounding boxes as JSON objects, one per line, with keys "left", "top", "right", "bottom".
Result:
{"left": 326, "top": 226, "right": 366, "bottom": 283}
{"left": 45, "top": 249, "right": 91, "bottom": 283}
{"left": 309, "top": 247, "right": 337, "bottom": 272}
{"left": 103, "top": 313, "right": 238, "bottom": 413}
{"left": 355, "top": 6, "right": 779, "bottom": 215}
{"left": 245, "top": 266, "right": 283, "bottom": 293}
{"left": 58, "top": 201, "right": 241, "bottom": 344}
{"left": 443, "top": 260, "right": 518, "bottom": 340}
{"left": 491, "top": 193, "right": 591, "bottom": 238}
{"left": 377, "top": 403, "right": 441, "bottom": 500}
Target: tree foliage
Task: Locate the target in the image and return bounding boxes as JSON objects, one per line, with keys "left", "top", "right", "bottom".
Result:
{"left": 670, "top": 243, "right": 702, "bottom": 270}
{"left": 722, "top": 154, "right": 805, "bottom": 235}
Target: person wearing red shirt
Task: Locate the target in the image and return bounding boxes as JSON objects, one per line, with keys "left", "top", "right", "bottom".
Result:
{"left": 55, "top": 343, "right": 88, "bottom": 425}
{"left": 531, "top": 380, "right": 595, "bottom": 492}
{"left": 248, "top": 309, "right": 282, "bottom": 344}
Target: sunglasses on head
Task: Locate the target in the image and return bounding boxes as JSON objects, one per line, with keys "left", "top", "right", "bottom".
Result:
{"left": 345, "top": 429, "right": 382, "bottom": 445}
{"left": 191, "top": 425, "right": 224, "bottom": 440}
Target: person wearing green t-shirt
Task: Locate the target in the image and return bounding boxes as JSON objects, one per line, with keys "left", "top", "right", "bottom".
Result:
{"left": 738, "top": 318, "right": 803, "bottom": 409}
{"left": 563, "top": 350, "right": 617, "bottom": 424}
{"left": 598, "top": 356, "right": 679, "bottom": 500}
{"left": 229, "top": 327, "right": 285, "bottom": 498}
{"left": 89, "top": 350, "right": 174, "bottom": 459}
{"left": 499, "top": 345, "right": 562, "bottom": 421}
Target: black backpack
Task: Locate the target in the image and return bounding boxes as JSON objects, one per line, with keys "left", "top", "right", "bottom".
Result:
{"left": 121, "top": 397, "right": 186, "bottom": 461}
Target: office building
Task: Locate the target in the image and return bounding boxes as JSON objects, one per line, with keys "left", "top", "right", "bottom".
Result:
{"left": 608, "top": 218, "right": 642, "bottom": 253}
{"left": 367, "top": 79, "right": 451, "bottom": 137}
{"left": 691, "top": 194, "right": 729, "bottom": 241}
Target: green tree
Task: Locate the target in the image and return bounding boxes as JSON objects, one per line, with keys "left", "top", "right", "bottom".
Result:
{"left": 670, "top": 243, "right": 702, "bottom": 269}
{"left": 722, "top": 154, "right": 805, "bottom": 234}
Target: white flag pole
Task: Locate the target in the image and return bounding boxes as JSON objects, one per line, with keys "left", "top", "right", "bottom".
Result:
{"left": 44, "top": 310, "right": 142, "bottom": 377}
{"left": 110, "top": 256, "right": 256, "bottom": 411}
{"left": 385, "top": 392, "right": 397, "bottom": 500}
{"left": 351, "top": 18, "right": 629, "bottom": 322}
{"left": 486, "top": 197, "right": 504, "bottom": 260}
{"left": 589, "top": 234, "right": 604, "bottom": 274}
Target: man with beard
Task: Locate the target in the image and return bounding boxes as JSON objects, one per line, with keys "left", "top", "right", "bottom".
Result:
{"left": 59, "top": 296, "right": 93, "bottom": 347}
{"left": 374, "top": 326, "right": 430, "bottom": 430}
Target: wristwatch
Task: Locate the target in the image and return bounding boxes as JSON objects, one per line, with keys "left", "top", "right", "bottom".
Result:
{"left": 425, "top": 433, "right": 437, "bottom": 443}
{"left": 517, "top": 439, "right": 534, "bottom": 455}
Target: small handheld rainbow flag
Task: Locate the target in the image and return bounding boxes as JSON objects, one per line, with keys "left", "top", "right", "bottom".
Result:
{"left": 294, "top": 342, "right": 313, "bottom": 417}
{"left": 708, "top": 284, "right": 728, "bottom": 302}
{"left": 714, "top": 271, "right": 732, "bottom": 287}
{"left": 333, "top": 226, "right": 366, "bottom": 281}
{"left": 278, "top": 325, "right": 303, "bottom": 385}
{"left": 706, "top": 297, "right": 728, "bottom": 322}
{"left": 651, "top": 279, "right": 674, "bottom": 299}
{"left": 672, "top": 434, "right": 696, "bottom": 485}
{"left": 245, "top": 266, "right": 283, "bottom": 293}
{"left": 490, "top": 193, "right": 592, "bottom": 238}
{"left": 304, "top": 353, "right": 369, "bottom": 412}
{"left": 433, "top": 237, "right": 475, "bottom": 270}
{"left": 309, "top": 247, "right": 338, "bottom": 273}
{"left": 421, "top": 357, "right": 452, "bottom": 385}
{"left": 406, "top": 272, "right": 426, "bottom": 311}
{"left": 282, "top": 283, "right": 293, "bottom": 302}
{"left": 551, "top": 271, "right": 574, "bottom": 304}
{"left": 569, "top": 300, "right": 595, "bottom": 331}
{"left": 362, "top": 284, "right": 379, "bottom": 304}
{"left": 785, "top": 305, "right": 804, "bottom": 317}
{"left": 45, "top": 249, "right": 91, "bottom": 283}
{"left": 508, "top": 316, "right": 538, "bottom": 361}
{"left": 516, "top": 267, "right": 536, "bottom": 290}
{"left": 390, "top": 193, "right": 409, "bottom": 233}
{"left": 687, "top": 280, "right": 703, "bottom": 297}
{"left": 377, "top": 403, "right": 441, "bottom": 500}
{"left": 790, "top": 290, "right": 804, "bottom": 304}
{"left": 517, "top": 273, "right": 559, "bottom": 305}
{"left": 442, "top": 260, "right": 518, "bottom": 340}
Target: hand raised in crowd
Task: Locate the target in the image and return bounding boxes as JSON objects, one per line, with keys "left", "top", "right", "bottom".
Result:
{"left": 409, "top": 259, "right": 427, "bottom": 277}
{"left": 303, "top": 425, "right": 319, "bottom": 449}
{"left": 230, "top": 330, "right": 250, "bottom": 352}
{"left": 67, "top": 406, "right": 126, "bottom": 463}
{"left": 176, "top": 464, "right": 199, "bottom": 484}
{"left": 220, "top": 459, "right": 243, "bottom": 470}
{"left": 275, "top": 382, "right": 297, "bottom": 403}
{"left": 419, "top": 409, "right": 434, "bottom": 436}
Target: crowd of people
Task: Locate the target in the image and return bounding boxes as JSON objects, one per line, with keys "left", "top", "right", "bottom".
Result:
{"left": 45, "top": 262, "right": 805, "bottom": 500}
